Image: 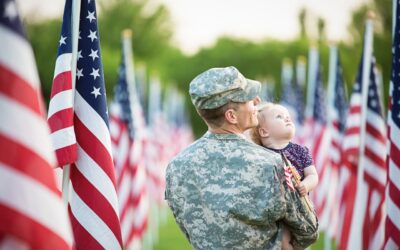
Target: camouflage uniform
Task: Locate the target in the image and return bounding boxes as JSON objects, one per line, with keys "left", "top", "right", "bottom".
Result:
{"left": 165, "top": 67, "right": 318, "bottom": 250}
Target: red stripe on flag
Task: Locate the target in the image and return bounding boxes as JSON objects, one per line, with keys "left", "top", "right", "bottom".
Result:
{"left": 0, "top": 65, "right": 41, "bottom": 114}
{"left": 384, "top": 212, "right": 400, "bottom": 247}
{"left": 50, "top": 71, "right": 72, "bottom": 98}
{"left": 48, "top": 108, "right": 74, "bottom": 132}
{"left": 74, "top": 115, "right": 118, "bottom": 191}
{"left": 54, "top": 144, "right": 77, "bottom": 167}
{"left": 68, "top": 205, "right": 104, "bottom": 250}
{"left": 0, "top": 134, "right": 60, "bottom": 191}
{"left": 364, "top": 147, "right": 386, "bottom": 171}
{"left": 70, "top": 163, "right": 122, "bottom": 245}
{"left": 0, "top": 204, "right": 70, "bottom": 250}
{"left": 366, "top": 123, "right": 386, "bottom": 144}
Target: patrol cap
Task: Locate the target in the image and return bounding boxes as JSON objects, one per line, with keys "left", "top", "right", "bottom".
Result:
{"left": 189, "top": 66, "right": 261, "bottom": 109}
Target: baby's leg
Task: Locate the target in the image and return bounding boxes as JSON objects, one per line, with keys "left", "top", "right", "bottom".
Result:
{"left": 282, "top": 226, "right": 294, "bottom": 250}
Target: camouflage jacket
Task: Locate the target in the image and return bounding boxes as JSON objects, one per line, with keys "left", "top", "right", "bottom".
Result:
{"left": 165, "top": 132, "right": 318, "bottom": 250}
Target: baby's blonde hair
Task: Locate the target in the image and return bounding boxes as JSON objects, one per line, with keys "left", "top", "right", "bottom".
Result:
{"left": 250, "top": 102, "right": 275, "bottom": 145}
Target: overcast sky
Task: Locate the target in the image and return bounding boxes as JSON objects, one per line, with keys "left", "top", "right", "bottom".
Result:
{"left": 18, "top": 0, "right": 369, "bottom": 54}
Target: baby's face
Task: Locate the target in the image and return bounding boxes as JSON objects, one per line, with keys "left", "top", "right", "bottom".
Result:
{"left": 261, "top": 105, "right": 295, "bottom": 140}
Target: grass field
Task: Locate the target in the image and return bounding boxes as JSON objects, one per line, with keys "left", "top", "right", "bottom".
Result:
{"left": 153, "top": 209, "right": 333, "bottom": 250}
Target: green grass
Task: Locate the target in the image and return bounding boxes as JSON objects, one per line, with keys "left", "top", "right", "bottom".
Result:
{"left": 153, "top": 209, "right": 192, "bottom": 250}
{"left": 154, "top": 210, "right": 335, "bottom": 250}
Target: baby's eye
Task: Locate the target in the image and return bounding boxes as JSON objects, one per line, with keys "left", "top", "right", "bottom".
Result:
{"left": 276, "top": 115, "right": 283, "bottom": 119}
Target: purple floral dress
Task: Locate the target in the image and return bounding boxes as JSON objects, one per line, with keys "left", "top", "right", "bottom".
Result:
{"left": 265, "top": 142, "right": 314, "bottom": 180}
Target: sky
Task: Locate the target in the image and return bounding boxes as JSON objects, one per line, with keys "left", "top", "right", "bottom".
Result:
{"left": 18, "top": 0, "right": 369, "bottom": 54}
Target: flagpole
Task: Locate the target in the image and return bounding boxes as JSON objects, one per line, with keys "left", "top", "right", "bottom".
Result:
{"left": 305, "top": 46, "right": 318, "bottom": 118}
{"left": 62, "top": 0, "right": 81, "bottom": 207}
{"left": 348, "top": 12, "right": 374, "bottom": 249}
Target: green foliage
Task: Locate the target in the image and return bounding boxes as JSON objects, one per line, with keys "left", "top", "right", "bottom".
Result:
{"left": 25, "top": 0, "right": 392, "bottom": 137}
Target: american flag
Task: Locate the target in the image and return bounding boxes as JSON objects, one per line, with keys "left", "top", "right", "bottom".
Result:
{"left": 384, "top": 0, "right": 400, "bottom": 247}
{"left": 47, "top": 0, "right": 76, "bottom": 166}
{"left": 306, "top": 66, "right": 331, "bottom": 228}
{"left": 324, "top": 49, "right": 348, "bottom": 238}
{"left": 110, "top": 33, "right": 148, "bottom": 249}
{"left": 47, "top": 0, "right": 123, "bottom": 248}
{"left": 336, "top": 52, "right": 364, "bottom": 249}
{"left": 338, "top": 53, "right": 387, "bottom": 249}
{"left": 0, "top": 0, "right": 73, "bottom": 249}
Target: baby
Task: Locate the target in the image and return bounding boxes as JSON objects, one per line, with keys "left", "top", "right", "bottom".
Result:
{"left": 251, "top": 102, "right": 318, "bottom": 250}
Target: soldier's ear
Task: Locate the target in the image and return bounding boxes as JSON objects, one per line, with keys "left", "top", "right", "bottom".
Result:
{"left": 258, "top": 127, "right": 269, "bottom": 137}
{"left": 225, "top": 108, "right": 237, "bottom": 124}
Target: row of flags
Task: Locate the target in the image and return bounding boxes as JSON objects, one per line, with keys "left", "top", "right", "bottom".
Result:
{"left": 0, "top": 0, "right": 193, "bottom": 249}
{"left": 279, "top": 11, "right": 398, "bottom": 250}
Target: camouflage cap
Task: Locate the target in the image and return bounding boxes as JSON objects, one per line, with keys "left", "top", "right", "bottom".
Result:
{"left": 189, "top": 66, "right": 261, "bottom": 109}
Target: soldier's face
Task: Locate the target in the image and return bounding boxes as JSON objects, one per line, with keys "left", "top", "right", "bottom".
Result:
{"left": 235, "top": 97, "right": 260, "bottom": 131}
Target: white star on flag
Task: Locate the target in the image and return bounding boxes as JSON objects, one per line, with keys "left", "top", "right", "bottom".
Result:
{"left": 86, "top": 11, "right": 96, "bottom": 23}
{"left": 88, "top": 49, "right": 99, "bottom": 61}
{"left": 77, "top": 68, "right": 84, "bottom": 79}
{"left": 59, "top": 35, "right": 67, "bottom": 46}
{"left": 91, "top": 86, "right": 101, "bottom": 98}
{"left": 4, "top": 1, "right": 18, "bottom": 20}
{"left": 77, "top": 50, "right": 83, "bottom": 61}
{"left": 88, "top": 30, "right": 97, "bottom": 42}
{"left": 90, "top": 67, "right": 100, "bottom": 80}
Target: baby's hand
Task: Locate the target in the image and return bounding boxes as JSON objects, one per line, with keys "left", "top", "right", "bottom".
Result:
{"left": 295, "top": 182, "right": 308, "bottom": 196}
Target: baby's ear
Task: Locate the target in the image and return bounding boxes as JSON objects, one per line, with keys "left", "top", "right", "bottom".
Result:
{"left": 258, "top": 127, "right": 269, "bottom": 137}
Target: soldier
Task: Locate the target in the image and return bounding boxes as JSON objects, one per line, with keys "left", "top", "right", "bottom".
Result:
{"left": 165, "top": 66, "right": 318, "bottom": 249}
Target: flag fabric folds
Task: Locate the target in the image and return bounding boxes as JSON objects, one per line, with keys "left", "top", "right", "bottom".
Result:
{"left": 47, "top": 0, "right": 123, "bottom": 248}
{"left": 384, "top": 0, "right": 400, "bottom": 247}
{"left": 0, "top": 0, "right": 73, "bottom": 249}
{"left": 305, "top": 66, "right": 331, "bottom": 228}
{"left": 324, "top": 48, "right": 348, "bottom": 238}
{"left": 47, "top": 0, "right": 77, "bottom": 166}
{"left": 110, "top": 32, "right": 149, "bottom": 249}
{"left": 337, "top": 39, "right": 386, "bottom": 250}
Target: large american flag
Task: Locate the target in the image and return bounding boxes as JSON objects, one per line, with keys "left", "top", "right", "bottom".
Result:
{"left": 47, "top": 0, "right": 123, "bottom": 248}
{"left": 0, "top": 0, "right": 73, "bottom": 249}
{"left": 110, "top": 33, "right": 148, "bottom": 249}
{"left": 384, "top": 0, "right": 400, "bottom": 247}
{"left": 338, "top": 56, "right": 387, "bottom": 249}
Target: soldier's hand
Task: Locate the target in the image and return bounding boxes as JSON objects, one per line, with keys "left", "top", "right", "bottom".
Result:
{"left": 295, "top": 182, "right": 308, "bottom": 196}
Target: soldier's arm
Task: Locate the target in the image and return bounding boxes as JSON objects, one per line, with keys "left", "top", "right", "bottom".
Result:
{"left": 165, "top": 165, "right": 191, "bottom": 243}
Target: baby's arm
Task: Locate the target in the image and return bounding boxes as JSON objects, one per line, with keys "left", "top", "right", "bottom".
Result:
{"left": 295, "top": 165, "right": 318, "bottom": 196}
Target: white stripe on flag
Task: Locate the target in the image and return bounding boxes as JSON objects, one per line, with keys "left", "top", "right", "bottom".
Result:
{"left": 75, "top": 92, "right": 112, "bottom": 155}
{"left": 0, "top": 163, "right": 73, "bottom": 245}
{"left": 50, "top": 127, "right": 77, "bottom": 150}
{"left": 76, "top": 145, "right": 119, "bottom": 216}
{"left": 0, "top": 25, "right": 40, "bottom": 89}
{"left": 54, "top": 53, "right": 72, "bottom": 77}
{"left": 0, "top": 94, "right": 56, "bottom": 165}
{"left": 70, "top": 187, "right": 121, "bottom": 250}
{"left": 48, "top": 90, "right": 74, "bottom": 118}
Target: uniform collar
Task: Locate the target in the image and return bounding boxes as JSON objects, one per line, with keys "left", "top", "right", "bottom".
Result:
{"left": 204, "top": 131, "right": 247, "bottom": 140}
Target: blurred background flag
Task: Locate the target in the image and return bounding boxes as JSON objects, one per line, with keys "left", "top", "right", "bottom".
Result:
{"left": 305, "top": 60, "right": 331, "bottom": 226}
{"left": 384, "top": 0, "right": 400, "bottom": 248}
{"left": 325, "top": 46, "right": 348, "bottom": 240}
{"left": 47, "top": 0, "right": 123, "bottom": 248}
{"left": 110, "top": 30, "right": 149, "bottom": 250}
{"left": 0, "top": 0, "right": 73, "bottom": 249}
{"left": 338, "top": 17, "right": 387, "bottom": 250}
